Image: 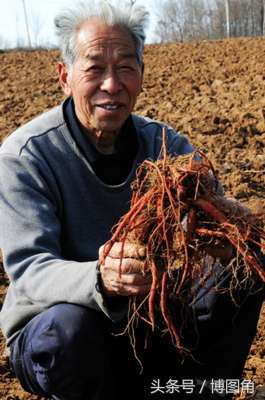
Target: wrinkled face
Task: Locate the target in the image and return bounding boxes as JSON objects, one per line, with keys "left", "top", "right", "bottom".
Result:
{"left": 59, "top": 20, "right": 143, "bottom": 143}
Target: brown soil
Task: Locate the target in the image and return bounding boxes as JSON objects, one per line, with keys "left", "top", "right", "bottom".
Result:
{"left": 0, "top": 37, "right": 264, "bottom": 399}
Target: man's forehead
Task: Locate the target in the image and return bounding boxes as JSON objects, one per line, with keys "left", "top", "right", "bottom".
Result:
{"left": 84, "top": 48, "right": 137, "bottom": 61}
{"left": 77, "top": 21, "right": 137, "bottom": 59}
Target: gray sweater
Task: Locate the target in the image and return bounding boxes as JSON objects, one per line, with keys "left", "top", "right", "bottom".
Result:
{"left": 0, "top": 102, "right": 193, "bottom": 344}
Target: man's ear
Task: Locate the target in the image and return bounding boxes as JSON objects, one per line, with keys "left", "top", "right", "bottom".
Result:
{"left": 57, "top": 62, "right": 72, "bottom": 97}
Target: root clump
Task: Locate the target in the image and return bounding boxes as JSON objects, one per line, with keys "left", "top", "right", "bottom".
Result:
{"left": 103, "top": 130, "right": 265, "bottom": 357}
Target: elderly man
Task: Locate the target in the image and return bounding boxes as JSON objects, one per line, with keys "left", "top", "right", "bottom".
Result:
{"left": 0, "top": 1, "right": 263, "bottom": 400}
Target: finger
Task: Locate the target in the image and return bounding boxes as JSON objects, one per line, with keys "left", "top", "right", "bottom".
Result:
{"left": 101, "top": 266, "right": 149, "bottom": 287}
{"left": 103, "top": 256, "right": 146, "bottom": 274}
{"left": 109, "top": 270, "right": 152, "bottom": 286}
{"left": 121, "top": 283, "right": 151, "bottom": 296}
{"left": 106, "top": 242, "right": 146, "bottom": 259}
{"left": 103, "top": 280, "right": 151, "bottom": 297}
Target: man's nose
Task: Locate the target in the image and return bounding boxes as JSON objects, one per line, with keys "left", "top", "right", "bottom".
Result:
{"left": 100, "top": 71, "right": 123, "bottom": 94}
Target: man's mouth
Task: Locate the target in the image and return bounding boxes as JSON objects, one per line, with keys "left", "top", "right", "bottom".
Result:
{"left": 96, "top": 103, "right": 123, "bottom": 111}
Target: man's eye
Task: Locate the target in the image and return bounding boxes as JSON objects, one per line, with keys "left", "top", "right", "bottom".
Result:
{"left": 118, "top": 65, "right": 134, "bottom": 71}
{"left": 88, "top": 66, "right": 103, "bottom": 72}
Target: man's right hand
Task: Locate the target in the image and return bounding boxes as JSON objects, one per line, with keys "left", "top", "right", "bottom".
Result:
{"left": 98, "top": 242, "right": 151, "bottom": 298}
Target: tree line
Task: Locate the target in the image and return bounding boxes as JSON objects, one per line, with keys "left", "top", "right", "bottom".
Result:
{"left": 1, "top": 0, "right": 265, "bottom": 50}
{"left": 154, "top": 0, "right": 265, "bottom": 42}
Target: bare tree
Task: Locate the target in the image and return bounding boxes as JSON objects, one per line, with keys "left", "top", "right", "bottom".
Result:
{"left": 30, "top": 12, "right": 45, "bottom": 47}
{"left": 205, "top": 0, "right": 215, "bottom": 39}
{"left": 154, "top": 0, "right": 265, "bottom": 43}
{"left": 184, "top": 0, "right": 206, "bottom": 39}
{"left": 210, "top": 0, "right": 265, "bottom": 38}
{"left": 154, "top": 0, "right": 208, "bottom": 43}
{"left": 225, "top": 0, "right": 230, "bottom": 37}
{"left": 261, "top": 0, "right": 265, "bottom": 34}
{"left": 22, "top": 0, "right": 32, "bottom": 47}
{"left": 154, "top": 0, "right": 185, "bottom": 42}
{"left": 0, "top": 35, "right": 11, "bottom": 50}
{"left": 227, "top": 0, "right": 264, "bottom": 37}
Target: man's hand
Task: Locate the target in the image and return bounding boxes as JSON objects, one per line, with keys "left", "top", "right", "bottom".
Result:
{"left": 98, "top": 242, "right": 151, "bottom": 297}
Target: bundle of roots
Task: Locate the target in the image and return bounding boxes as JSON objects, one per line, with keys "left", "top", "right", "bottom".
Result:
{"left": 103, "top": 129, "right": 265, "bottom": 359}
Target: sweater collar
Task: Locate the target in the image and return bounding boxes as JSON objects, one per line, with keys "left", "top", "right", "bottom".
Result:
{"left": 63, "top": 97, "right": 138, "bottom": 163}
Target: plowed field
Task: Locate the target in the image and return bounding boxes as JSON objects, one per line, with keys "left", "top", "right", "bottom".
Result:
{"left": 0, "top": 37, "right": 264, "bottom": 399}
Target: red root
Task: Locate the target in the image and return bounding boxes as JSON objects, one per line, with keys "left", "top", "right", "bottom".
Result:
{"left": 102, "top": 128, "right": 265, "bottom": 357}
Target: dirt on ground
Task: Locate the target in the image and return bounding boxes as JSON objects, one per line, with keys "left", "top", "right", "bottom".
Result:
{"left": 0, "top": 37, "right": 264, "bottom": 399}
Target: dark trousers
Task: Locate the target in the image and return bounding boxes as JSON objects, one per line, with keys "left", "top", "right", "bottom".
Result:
{"left": 9, "top": 289, "right": 263, "bottom": 400}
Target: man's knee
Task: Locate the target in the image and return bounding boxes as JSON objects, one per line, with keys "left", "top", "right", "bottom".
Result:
{"left": 12, "top": 304, "right": 113, "bottom": 398}
{"left": 30, "top": 303, "right": 109, "bottom": 350}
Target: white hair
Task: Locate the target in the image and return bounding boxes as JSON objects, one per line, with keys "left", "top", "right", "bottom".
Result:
{"left": 54, "top": 0, "right": 149, "bottom": 67}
